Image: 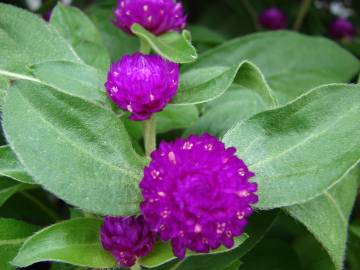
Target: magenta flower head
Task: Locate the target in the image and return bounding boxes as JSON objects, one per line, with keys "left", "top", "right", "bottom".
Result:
{"left": 105, "top": 53, "right": 179, "bottom": 121}
{"left": 329, "top": 18, "right": 355, "bottom": 40}
{"left": 100, "top": 216, "right": 156, "bottom": 267}
{"left": 259, "top": 8, "right": 287, "bottom": 30}
{"left": 114, "top": 0, "right": 187, "bottom": 36}
{"left": 140, "top": 134, "right": 258, "bottom": 259}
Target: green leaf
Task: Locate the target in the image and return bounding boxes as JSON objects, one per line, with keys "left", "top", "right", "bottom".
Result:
{"left": 185, "top": 86, "right": 267, "bottom": 137}
{"left": 131, "top": 24, "right": 197, "bottom": 64}
{"left": 0, "top": 77, "right": 9, "bottom": 109}
{"left": 173, "top": 61, "right": 277, "bottom": 108}
{"left": 86, "top": 6, "right": 138, "bottom": 61}
{"left": 286, "top": 167, "right": 359, "bottom": 270}
{"left": 0, "top": 177, "right": 32, "bottom": 208}
{"left": 30, "top": 61, "right": 109, "bottom": 107}
{"left": 2, "top": 80, "right": 147, "bottom": 215}
{"left": 186, "top": 31, "right": 359, "bottom": 104}
{"left": 0, "top": 146, "right": 34, "bottom": 184}
{"left": 223, "top": 84, "right": 360, "bottom": 209}
{"left": 140, "top": 235, "right": 248, "bottom": 268}
{"left": 224, "top": 260, "right": 241, "bottom": 270}
{"left": 0, "top": 218, "right": 39, "bottom": 270}
{"left": 50, "top": 3, "right": 110, "bottom": 71}
{"left": 0, "top": 3, "right": 81, "bottom": 77}
{"left": 188, "top": 25, "right": 226, "bottom": 45}
{"left": 123, "top": 104, "right": 199, "bottom": 140}
{"left": 11, "top": 218, "right": 116, "bottom": 268}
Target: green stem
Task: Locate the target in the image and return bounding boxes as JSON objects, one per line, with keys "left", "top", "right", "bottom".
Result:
{"left": 240, "top": 0, "right": 260, "bottom": 31}
{"left": 293, "top": 0, "right": 312, "bottom": 31}
{"left": 139, "top": 38, "right": 151, "bottom": 54}
{"left": 20, "top": 191, "right": 61, "bottom": 222}
{"left": 131, "top": 262, "right": 142, "bottom": 270}
{"left": 144, "top": 116, "right": 156, "bottom": 156}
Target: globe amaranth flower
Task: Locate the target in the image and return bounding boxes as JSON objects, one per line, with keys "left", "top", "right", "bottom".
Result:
{"left": 259, "top": 8, "right": 287, "bottom": 30}
{"left": 114, "top": 0, "right": 187, "bottom": 36}
{"left": 329, "top": 18, "right": 355, "bottom": 40}
{"left": 140, "top": 134, "right": 258, "bottom": 259}
{"left": 105, "top": 53, "right": 179, "bottom": 121}
{"left": 100, "top": 215, "right": 156, "bottom": 267}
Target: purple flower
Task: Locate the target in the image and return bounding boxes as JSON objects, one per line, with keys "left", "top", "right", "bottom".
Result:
{"left": 114, "top": 0, "right": 187, "bottom": 36}
{"left": 329, "top": 18, "right": 355, "bottom": 40}
{"left": 258, "top": 8, "right": 287, "bottom": 30}
{"left": 105, "top": 53, "right": 179, "bottom": 121}
{"left": 140, "top": 134, "right": 258, "bottom": 259}
{"left": 100, "top": 216, "right": 156, "bottom": 267}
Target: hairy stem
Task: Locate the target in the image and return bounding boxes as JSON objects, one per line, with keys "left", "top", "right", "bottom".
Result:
{"left": 293, "top": 0, "right": 312, "bottom": 31}
{"left": 144, "top": 116, "right": 156, "bottom": 156}
{"left": 139, "top": 38, "right": 151, "bottom": 54}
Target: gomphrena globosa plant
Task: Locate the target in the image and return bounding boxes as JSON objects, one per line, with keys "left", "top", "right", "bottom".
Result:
{"left": 0, "top": 0, "right": 360, "bottom": 270}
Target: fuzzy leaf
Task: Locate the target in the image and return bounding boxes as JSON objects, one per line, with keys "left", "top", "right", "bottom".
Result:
{"left": 50, "top": 3, "right": 110, "bottom": 71}
{"left": 286, "top": 168, "right": 359, "bottom": 270}
{"left": 173, "top": 61, "right": 277, "bottom": 108}
{"left": 131, "top": 24, "right": 197, "bottom": 64}
{"left": 223, "top": 84, "right": 360, "bottom": 209}
{"left": 11, "top": 218, "right": 116, "bottom": 268}
{"left": 0, "top": 218, "right": 39, "bottom": 270}
{"left": 0, "top": 146, "right": 34, "bottom": 184}
{"left": 2, "top": 80, "right": 147, "bottom": 215}
{"left": 186, "top": 31, "right": 359, "bottom": 104}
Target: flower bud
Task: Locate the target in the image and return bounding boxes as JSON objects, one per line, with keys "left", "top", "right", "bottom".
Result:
{"left": 105, "top": 53, "right": 179, "bottom": 121}
{"left": 100, "top": 216, "right": 156, "bottom": 267}
{"left": 259, "top": 8, "right": 287, "bottom": 30}
{"left": 140, "top": 134, "right": 258, "bottom": 259}
{"left": 329, "top": 18, "right": 355, "bottom": 40}
{"left": 114, "top": 0, "right": 187, "bottom": 35}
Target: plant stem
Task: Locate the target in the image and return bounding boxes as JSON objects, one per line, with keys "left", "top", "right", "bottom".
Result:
{"left": 144, "top": 116, "right": 156, "bottom": 156}
{"left": 293, "top": 0, "right": 312, "bottom": 31}
{"left": 131, "top": 262, "right": 142, "bottom": 270}
{"left": 240, "top": 0, "right": 260, "bottom": 31}
{"left": 139, "top": 38, "right": 151, "bottom": 54}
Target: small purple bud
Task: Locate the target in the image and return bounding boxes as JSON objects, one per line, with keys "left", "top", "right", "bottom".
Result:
{"left": 100, "top": 216, "right": 156, "bottom": 268}
{"left": 105, "top": 53, "right": 179, "bottom": 121}
{"left": 259, "top": 8, "right": 287, "bottom": 30}
{"left": 43, "top": 10, "right": 52, "bottom": 22}
{"left": 114, "top": 0, "right": 187, "bottom": 36}
{"left": 140, "top": 134, "right": 258, "bottom": 259}
{"left": 329, "top": 18, "right": 355, "bottom": 40}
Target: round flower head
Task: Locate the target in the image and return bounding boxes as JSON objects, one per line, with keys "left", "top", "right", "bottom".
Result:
{"left": 114, "top": 0, "right": 187, "bottom": 35}
{"left": 100, "top": 216, "right": 156, "bottom": 267}
{"left": 259, "top": 8, "right": 287, "bottom": 30}
{"left": 329, "top": 18, "right": 355, "bottom": 40}
{"left": 105, "top": 53, "right": 179, "bottom": 121}
{"left": 140, "top": 134, "right": 258, "bottom": 259}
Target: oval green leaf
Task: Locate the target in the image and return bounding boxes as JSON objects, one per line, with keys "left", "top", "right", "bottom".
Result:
{"left": 0, "top": 146, "right": 34, "bottom": 184}
{"left": 2, "top": 80, "right": 147, "bottom": 215}
{"left": 185, "top": 31, "right": 359, "bottom": 104}
{"left": 50, "top": 3, "right": 110, "bottom": 71}
{"left": 0, "top": 218, "right": 39, "bottom": 270}
{"left": 131, "top": 24, "right": 197, "bottom": 64}
{"left": 286, "top": 167, "right": 359, "bottom": 270}
{"left": 11, "top": 218, "right": 116, "bottom": 268}
{"left": 140, "top": 234, "right": 248, "bottom": 268}
{"left": 173, "top": 61, "right": 277, "bottom": 108}
{"left": 223, "top": 84, "right": 360, "bottom": 209}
